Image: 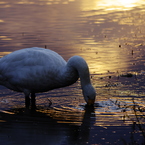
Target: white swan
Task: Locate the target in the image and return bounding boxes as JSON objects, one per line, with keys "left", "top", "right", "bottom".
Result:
{"left": 0, "top": 47, "right": 96, "bottom": 108}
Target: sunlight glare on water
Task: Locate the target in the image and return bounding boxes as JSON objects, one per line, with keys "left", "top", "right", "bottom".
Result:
{"left": 80, "top": 0, "right": 145, "bottom": 12}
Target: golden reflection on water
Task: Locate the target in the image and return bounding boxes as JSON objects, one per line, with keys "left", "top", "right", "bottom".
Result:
{"left": 0, "top": 0, "right": 76, "bottom": 6}
{"left": 81, "top": 0, "right": 145, "bottom": 12}
{"left": 78, "top": 0, "right": 145, "bottom": 74}
{"left": 0, "top": 0, "right": 145, "bottom": 75}
{"left": 0, "top": 52, "right": 11, "bottom": 57}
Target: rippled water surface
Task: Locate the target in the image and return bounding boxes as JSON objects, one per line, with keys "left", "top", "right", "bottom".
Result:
{"left": 0, "top": 0, "right": 145, "bottom": 144}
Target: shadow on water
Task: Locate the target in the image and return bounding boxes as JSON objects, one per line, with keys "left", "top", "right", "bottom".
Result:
{"left": 0, "top": 106, "right": 95, "bottom": 145}
{"left": 0, "top": 104, "right": 145, "bottom": 145}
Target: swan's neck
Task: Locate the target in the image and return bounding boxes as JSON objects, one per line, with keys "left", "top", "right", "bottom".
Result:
{"left": 61, "top": 56, "right": 91, "bottom": 88}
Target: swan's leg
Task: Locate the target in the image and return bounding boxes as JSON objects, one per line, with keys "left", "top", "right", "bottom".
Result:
{"left": 31, "top": 92, "right": 36, "bottom": 110}
{"left": 25, "top": 95, "right": 30, "bottom": 108}
{"left": 24, "top": 90, "right": 31, "bottom": 108}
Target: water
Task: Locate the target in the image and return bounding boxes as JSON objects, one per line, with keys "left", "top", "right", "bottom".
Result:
{"left": 0, "top": 0, "right": 145, "bottom": 144}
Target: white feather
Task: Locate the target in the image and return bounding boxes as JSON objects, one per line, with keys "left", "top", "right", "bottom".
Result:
{"left": 0, "top": 47, "right": 96, "bottom": 106}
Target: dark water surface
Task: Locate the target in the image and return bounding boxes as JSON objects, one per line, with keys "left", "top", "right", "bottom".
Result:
{"left": 0, "top": 0, "right": 145, "bottom": 144}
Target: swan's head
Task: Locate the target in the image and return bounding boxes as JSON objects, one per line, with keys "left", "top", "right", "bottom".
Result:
{"left": 82, "top": 84, "right": 96, "bottom": 106}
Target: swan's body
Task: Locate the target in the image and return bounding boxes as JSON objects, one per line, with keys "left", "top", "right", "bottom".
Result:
{"left": 0, "top": 47, "right": 96, "bottom": 108}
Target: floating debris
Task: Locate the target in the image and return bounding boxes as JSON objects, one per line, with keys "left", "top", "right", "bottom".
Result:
{"left": 105, "top": 82, "right": 121, "bottom": 87}
{"left": 120, "top": 73, "right": 133, "bottom": 78}
{"left": 132, "top": 50, "right": 134, "bottom": 55}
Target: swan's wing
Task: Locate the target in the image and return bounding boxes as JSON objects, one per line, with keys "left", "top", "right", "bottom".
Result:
{"left": 0, "top": 47, "right": 66, "bottom": 92}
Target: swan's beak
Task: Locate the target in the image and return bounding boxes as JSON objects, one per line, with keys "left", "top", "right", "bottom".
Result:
{"left": 87, "top": 99, "right": 95, "bottom": 106}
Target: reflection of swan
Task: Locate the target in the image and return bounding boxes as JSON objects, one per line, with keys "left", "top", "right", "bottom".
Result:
{"left": 68, "top": 106, "right": 95, "bottom": 144}
{"left": 78, "top": 106, "right": 95, "bottom": 144}
{"left": 0, "top": 47, "right": 96, "bottom": 108}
